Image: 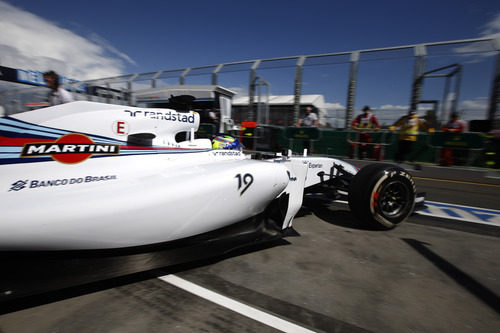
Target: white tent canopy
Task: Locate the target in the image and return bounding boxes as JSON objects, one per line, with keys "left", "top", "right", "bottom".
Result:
{"left": 232, "top": 94, "right": 327, "bottom": 125}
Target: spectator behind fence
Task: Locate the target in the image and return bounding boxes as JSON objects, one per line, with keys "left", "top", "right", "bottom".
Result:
{"left": 390, "top": 110, "right": 434, "bottom": 166}
{"left": 207, "top": 107, "right": 220, "bottom": 131}
{"left": 440, "top": 112, "right": 467, "bottom": 166}
{"left": 43, "top": 71, "right": 74, "bottom": 106}
{"left": 351, "top": 105, "right": 380, "bottom": 159}
{"left": 297, "top": 107, "right": 318, "bottom": 128}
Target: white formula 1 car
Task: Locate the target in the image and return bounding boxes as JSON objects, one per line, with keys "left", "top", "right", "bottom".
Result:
{"left": 0, "top": 100, "right": 424, "bottom": 255}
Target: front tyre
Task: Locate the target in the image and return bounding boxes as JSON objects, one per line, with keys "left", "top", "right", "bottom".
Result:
{"left": 348, "top": 163, "right": 416, "bottom": 229}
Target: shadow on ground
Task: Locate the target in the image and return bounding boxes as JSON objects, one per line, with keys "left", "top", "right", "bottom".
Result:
{"left": 301, "top": 198, "right": 381, "bottom": 231}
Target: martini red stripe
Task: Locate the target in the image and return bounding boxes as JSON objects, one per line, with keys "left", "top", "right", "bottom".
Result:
{"left": 0, "top": 136, "right": 55, "bottom": 146}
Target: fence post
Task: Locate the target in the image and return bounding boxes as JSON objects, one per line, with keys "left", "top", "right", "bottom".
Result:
{"left": 179, "top": 68, "right": 191, "bottom": 85}
{"left": 410, "top": 45, "right": 427, "bottom": 112}
{"left": 293, "top": 56, "right": 306, "bottom": 126}
{"left": 127, "top": 74, "right": 138, "bottom": 106}
{"left": 488, "top": 37, "right": 500, "bottom": 130}
{"left": 212, "top": 64, "right": 223, "bottom": 85}
{"left": 248, "top": 60, "right": 261, "bottom": 122}
{"left": 345, "top": 51, "right": 359, "bottom": 129}
{"left": 151, "top": 70, "right": 163, "bottom": 88}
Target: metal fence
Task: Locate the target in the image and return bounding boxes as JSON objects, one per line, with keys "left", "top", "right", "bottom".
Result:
{"left": 2, "top": 37, "right": 499, "bottom": 130}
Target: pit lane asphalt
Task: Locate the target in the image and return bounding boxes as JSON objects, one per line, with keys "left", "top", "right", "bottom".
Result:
{"left": 0, "top": 161, "right": 499, "bottom": 332}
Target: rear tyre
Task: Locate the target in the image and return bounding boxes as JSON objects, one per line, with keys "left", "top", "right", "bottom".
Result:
{"left": 348, "top": 163, "right": 416, "bottom": 229}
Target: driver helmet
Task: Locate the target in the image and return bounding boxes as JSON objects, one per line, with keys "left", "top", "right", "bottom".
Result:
{"left": 212, "top": 134, "right": 244, "bottom": 150}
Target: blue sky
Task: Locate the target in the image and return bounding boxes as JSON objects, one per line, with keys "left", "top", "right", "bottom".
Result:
{"left": 3, "top": 0, "right": 499, "bottom": 74}
{"left": 1, "top": 0, "right": 500, "bottom": 120}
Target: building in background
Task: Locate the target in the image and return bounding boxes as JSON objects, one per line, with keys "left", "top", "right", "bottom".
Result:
{"left": 232, "top": 94, "right": 327, "bottom": 127}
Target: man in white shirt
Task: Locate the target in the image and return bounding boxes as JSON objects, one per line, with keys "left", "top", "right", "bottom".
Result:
{"left": 43, "top": 71, "right": 74, "bottom": 105}
{"left": 297, "top": 107, "right": 318, "bottom": 127}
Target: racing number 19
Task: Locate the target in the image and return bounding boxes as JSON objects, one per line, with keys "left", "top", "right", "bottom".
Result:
{"left": 235, "top": 173, "right": 253, "bottom": 196}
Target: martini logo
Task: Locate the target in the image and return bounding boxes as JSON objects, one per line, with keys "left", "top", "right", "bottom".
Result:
{"left": 21, "top": 133, "right": 120, "bottom": 164}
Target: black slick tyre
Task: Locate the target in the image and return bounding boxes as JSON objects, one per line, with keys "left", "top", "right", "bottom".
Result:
{"left": 348, "top": 163, "right": 416, "bottom": 229}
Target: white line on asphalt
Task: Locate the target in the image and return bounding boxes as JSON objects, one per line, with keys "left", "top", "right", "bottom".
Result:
{"left": 158, "top": 274, "right": 316, "bottom": 333}
{"left": 334, "top": 200, "right": 500, "bottom": 227}
{"left": 419, "top": 201, "right": 500, "bottom": 226}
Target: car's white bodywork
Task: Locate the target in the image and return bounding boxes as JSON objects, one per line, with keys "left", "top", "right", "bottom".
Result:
{"left": 0, "top": 101, "right": 358, "bottom": 251}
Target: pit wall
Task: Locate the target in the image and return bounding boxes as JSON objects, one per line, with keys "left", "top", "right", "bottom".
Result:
{"left": 226, "top": 126, "right": 498, "bottom": 169}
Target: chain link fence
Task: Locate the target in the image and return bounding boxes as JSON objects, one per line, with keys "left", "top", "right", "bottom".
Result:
{"left": 1, "top": 37, "right": 499, "bottom": 130}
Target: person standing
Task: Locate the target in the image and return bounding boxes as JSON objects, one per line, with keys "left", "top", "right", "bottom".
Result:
{"left": 440, "top": 112, "right": 466, "bottom": 166}
{"left": 208, "top": 107, "right": 220, "bottom": 132}
{"left": 351, "top": 105, "right": 380, "bottom": 159}
{"left": 297, "top": 107, "right": 318, "bottom": 128}
{"left": 43, "top": 71, "right": 74, "bottom": 106}
{"left": 390, "top": 110, "right": 434, "bottom": 164}
{"left": 296, "top": 107, "right": 319, "bottom": 154}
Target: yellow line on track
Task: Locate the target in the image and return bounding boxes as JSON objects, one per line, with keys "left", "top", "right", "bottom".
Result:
{"left": 413, "top": 176, "right": 500, "bottom": 188}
